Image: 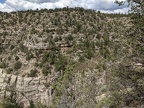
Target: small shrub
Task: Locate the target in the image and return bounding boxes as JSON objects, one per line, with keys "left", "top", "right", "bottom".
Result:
{"left": 0, "top": 62, "right": 7, "bottom": 68}
{"left": 26, "top": 52, "right": 34, "bottom": 61}
{"left": 6, "top": 68, "right": 13, "bottom": 74}
{"left": 14, "top": 61, "right": 22, "bottom": 70}
{"left": 55, "top": 54, "right": 67, "bottom": 71}
{"left": 85, "top": 48, "right": 94, "bottom": 59}
{"left": 29, "top": 100, "right": 35, "bottom": 108}
{"left": 65, "top": 35, "right": 73, "bottom": 42}
{"left": 28, "top": 69, "right": 38, "bottom": 77}
{"left": 8, "top": 56, "right": 11, "bottom": 60}
{"left": 15, "top": 56, "right": 19, "bottom": 61}
{"left": 79, "top": 55, "right": 85, "bottom": 62}
{"left": 42, "top": 66, "right": 51, "bottom": 76}
{"left": 10, "top": 45, "right": 15, "bottom": 50}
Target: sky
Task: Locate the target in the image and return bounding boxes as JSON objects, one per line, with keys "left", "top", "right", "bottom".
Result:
{"left": 0, "top": 0, "right": 129, "bottom": 13}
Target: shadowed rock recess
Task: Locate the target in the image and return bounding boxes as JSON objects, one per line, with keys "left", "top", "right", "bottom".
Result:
{"left": 0, "top": 7, "right": 143, "bottom": 108}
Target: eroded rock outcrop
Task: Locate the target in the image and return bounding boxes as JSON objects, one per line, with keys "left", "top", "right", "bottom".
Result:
{"left": 0, "top": 68, "right": 55, "bottom": 107}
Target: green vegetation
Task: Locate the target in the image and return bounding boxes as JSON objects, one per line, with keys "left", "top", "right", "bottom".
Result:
{"left": 15, "top": 56, "right": 19, "bottom": 61}
{"left": 6, "top": 68, "right": 13, "bottom": 74}
{"left": 26, "top": 51, "right": 34, "bottom": 61}
{"left": 0, "top": 89, "right": 21, "bottom": 108}
{"left": 0, "top": 5, "right": 143, "bottom": 108}
{"left": 28, "top": 69, "right": 38, "bottom": 77}
{"left": 14, "top": 61, "right": 22, "bottom": 70}
{"left": 0, "top": 62, "right": 7, "bottom": 68}
{"left": 42, "top": 66, "right": 51, "bottom": 76}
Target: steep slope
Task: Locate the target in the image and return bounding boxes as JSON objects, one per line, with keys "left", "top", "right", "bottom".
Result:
{"left": 0, "top": 8, "right": 143, "bottom": 108}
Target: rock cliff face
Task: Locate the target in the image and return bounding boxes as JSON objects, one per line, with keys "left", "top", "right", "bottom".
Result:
{"left": 0, "top": 68, "right": 56, "bottom": 107}
{"left": 0, "top": 67, "right": 108, "bottom": 108}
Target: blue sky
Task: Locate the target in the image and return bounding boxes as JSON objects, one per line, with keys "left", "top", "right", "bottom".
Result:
{"left": 0, "top": 0, "right": 129, "bottom": 13}
{"left": 0, "top": 0, "right": 5, "bottom": 3}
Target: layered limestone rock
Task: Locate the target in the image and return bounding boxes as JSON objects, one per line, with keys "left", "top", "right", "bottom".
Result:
{"left": 0, "top": 68, "right": 54, "bottom": 107}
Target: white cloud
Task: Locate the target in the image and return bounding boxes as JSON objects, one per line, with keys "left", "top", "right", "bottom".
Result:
{"left": 0, "top": 0, "right": 129, "bottom": 13}
{"left": 101, "top": 7, "right": 129, "bottom": 14}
